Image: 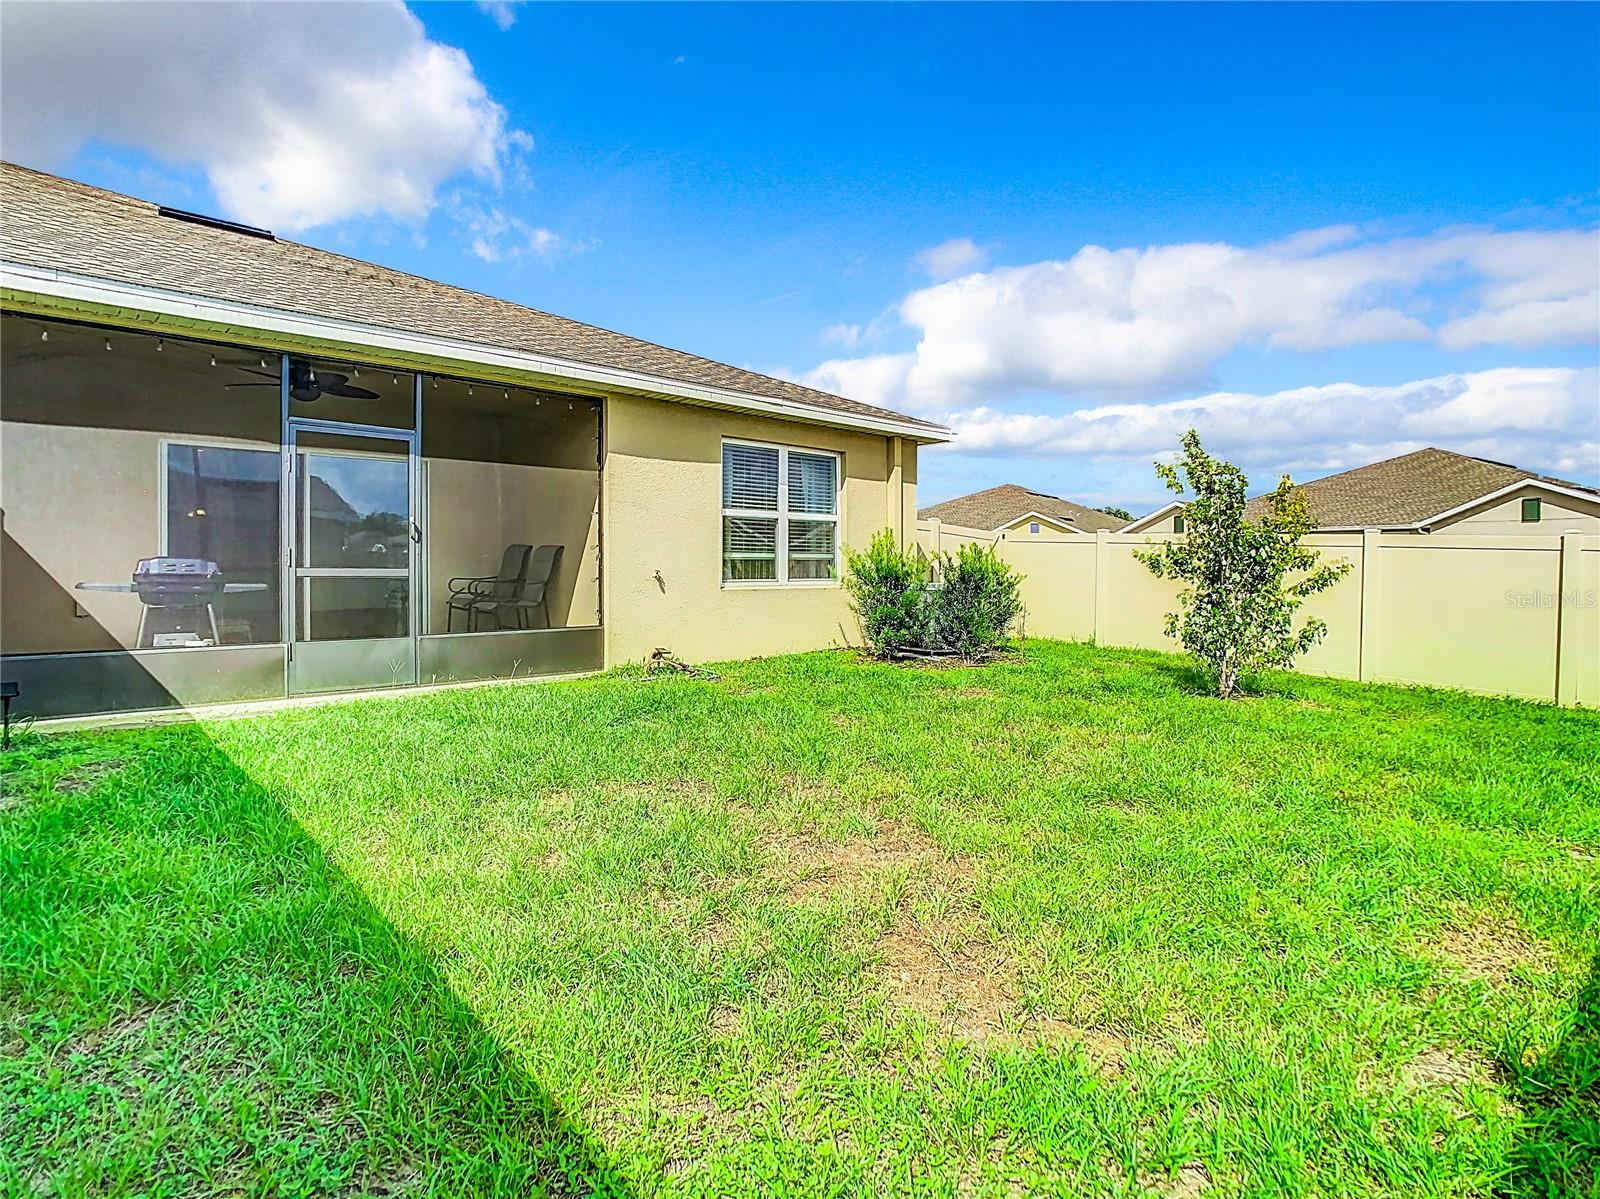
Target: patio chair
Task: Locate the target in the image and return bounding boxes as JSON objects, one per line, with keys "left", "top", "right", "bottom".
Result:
{"left": 445, "top": 543, "right": 531, "bottom": 632}
{"left": 498, "top": 543, "right": 563, "bottom": 630}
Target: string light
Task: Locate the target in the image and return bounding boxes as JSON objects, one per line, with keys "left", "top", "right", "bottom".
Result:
{"left": 468, "top": 386, "right": 474, "bottom": 397}
{"left": 156, "top": 338, "right": 164, "bottom": 352}
{"left": 39, "top": 328, "right": 47, "bottom": 342}
{"left": 104, "top": 338, "right": 112, "bottom": 352}
{"left": 392, "top": 374, "right": 398, "bottom": 386}
{"left": 260, "top": 358, "right": 267, "bottom": 369}
{"left": 209, "top": 354, "right": 216, "bottom": 367}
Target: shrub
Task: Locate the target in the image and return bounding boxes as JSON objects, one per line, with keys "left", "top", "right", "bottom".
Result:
{"left": 843, "top": 531, "right": 930, "bottom": 656}
{"left": 1135, "top": 429, "right": 1350, "bottom": 698}
{"left": 845, "top": 532, "right": 1023, "bottom": 661}
{"left": 926, "top": 541, "right": 1024, "bottom": 659}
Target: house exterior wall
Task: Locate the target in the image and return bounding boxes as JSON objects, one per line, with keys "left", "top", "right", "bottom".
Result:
{"left": 602, "top": 393, "right": 919, "bottom": 665}
{"left": 1436, "top": 484, "right": 1600, "bottom": 536}
{"left": 1001, "top": 514, "right": 1078, "bottom": 535}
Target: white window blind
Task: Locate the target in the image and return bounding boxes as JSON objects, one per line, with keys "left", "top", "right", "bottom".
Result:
{"left": 722, "top": 441, "right": 840, "bottom": 584}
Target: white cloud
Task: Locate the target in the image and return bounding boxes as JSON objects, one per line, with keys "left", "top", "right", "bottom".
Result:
{"left": 476, "top": 1, "right": 524, "bottom": 31}
{"left": 914, "top": 237, "right": 990, "bottom": 280}
{"left": 820, "top": 323, "right": 863, "bottom": 348}
{"left": 936, "top": 367, "right": 1598, "bottom": 485}
{"left": 809, "top": 226, "right": 1599, "bottom": 413}
{"left": 451, "top": 198, "right": 588, "bottom": 264}
{"left": 0, "top": 1, "right": 523, "bottom": 233}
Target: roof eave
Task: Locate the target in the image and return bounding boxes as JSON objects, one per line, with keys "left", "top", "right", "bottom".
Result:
{"left": 1, "top": 260, "right": 950, "bottom": 444}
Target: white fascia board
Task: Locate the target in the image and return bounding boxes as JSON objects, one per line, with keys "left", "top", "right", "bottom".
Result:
{"left": 2, "top": 260, "right": 950, "bottom": 444}
{"left": 1120, "top": 500, "right": 1183, "bottom": 532}
{"left": 1008, "top": 510, "right": 1091, "bottom": 533}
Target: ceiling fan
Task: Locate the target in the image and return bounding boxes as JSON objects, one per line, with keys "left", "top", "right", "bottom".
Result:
{"left": 227, "top": 360, "right": 380, "bottom": 403}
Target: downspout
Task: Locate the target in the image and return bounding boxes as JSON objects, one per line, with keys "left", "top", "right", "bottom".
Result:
{"left": 886, "top": 436, "right": 904, "bottom": 543}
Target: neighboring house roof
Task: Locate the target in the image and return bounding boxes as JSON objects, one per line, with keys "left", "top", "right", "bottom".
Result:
{"left": 0, "top": 161, "right": 945, "bottom": 439}
{"left": 1120, "top": 500, "right": 1184, "bottom": 533}
{"left": 919, "top": 483, "right": 1127, "bottom": 533}
{"left": 1242, "top": 447, "right": 1600, "bottom": 529}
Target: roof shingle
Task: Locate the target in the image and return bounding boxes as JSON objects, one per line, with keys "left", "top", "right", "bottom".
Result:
{"left": 919, "top": 483, "right": 1127, "bottom": 532}
{"left": 0, "top": 162, "right": 943, "bottom": 435}
{"left": 1243, "top": 447, "right": 1599, "bottom": 528}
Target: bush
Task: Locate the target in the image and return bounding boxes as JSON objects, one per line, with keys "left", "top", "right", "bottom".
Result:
{"left": 845, "top": 531, "right": 1023, "bottom": 661}
{"left": 926, "top": 541, "right": 1024, "bottom": 659}
{"left": 843, "top": 531, "right": 930, "bottom": 656}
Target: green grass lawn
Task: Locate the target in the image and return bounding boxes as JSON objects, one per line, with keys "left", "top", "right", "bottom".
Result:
{"left": 3, "top": 640, "right": 1597, "bottom": 1198}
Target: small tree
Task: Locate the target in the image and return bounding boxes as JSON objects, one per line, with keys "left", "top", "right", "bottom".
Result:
{"left": 1097, "top": 505, "right": 1133, "bottom": 522}
{"left": 1135, "top": 430, "right": 1349, "bottom": 698}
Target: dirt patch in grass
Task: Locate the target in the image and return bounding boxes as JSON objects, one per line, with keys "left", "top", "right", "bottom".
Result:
{"left": 879, "top": 911, "right": 1013, "bottom": 1043}
{"left": 1103, "top": 1158, "right": 1212, "bottom": 1197}
{"left": 1403, "top": 1046, "right": 1493, "bottom": 1089}
{"left": 774, "top": 819, "right": 972, "bottom": 902}
{"left": 1428, "top": 907, "right": 1552, "bottom": 986}
{"left": 876, "top": 910, "right": 1130, "bottom": 1067}
{"left": 52, "top": 758, "right": 125, "bottom": 795}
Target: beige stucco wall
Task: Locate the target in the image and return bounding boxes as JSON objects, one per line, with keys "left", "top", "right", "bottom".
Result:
{"left": 1001, "top": 514, "right": 1082, "bottom": 535}
{"left": 1438, "top": 485, "right": 1600, "bottom": 536}
{"left": 601, "top": 394, "right": 920, "bottom": 665}
{"left": 1, "top": 420, "right": 190, "bottom": 652}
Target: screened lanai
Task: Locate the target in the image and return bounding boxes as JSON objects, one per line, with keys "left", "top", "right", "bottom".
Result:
{"left": 0, "top": 313, "right": 602, "bottom": 717}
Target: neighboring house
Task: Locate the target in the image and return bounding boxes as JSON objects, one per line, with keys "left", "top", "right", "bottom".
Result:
{"left": 919, "top": 483, "right": 1127, "bottom": 536}
{"left": 1122, "top": 448, "right": 1600, "bottom": 535}
{"left": 0, "top": 162, "right": 946, "bottom": 718}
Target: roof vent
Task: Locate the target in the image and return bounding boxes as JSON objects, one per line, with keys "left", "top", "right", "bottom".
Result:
{"left": 157, "top": 206, "right": 274, "bottom": 241}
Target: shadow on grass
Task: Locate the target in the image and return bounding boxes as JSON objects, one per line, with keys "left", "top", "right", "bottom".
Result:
{"left": 0, "top": 725, "right": 631, "bottom": 1197}
{"left": 1500, "top": 955, "right": 1599, "bottom": 1198}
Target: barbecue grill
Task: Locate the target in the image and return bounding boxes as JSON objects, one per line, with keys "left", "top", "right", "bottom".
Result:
{"left": 75, "top": 561, "right": 270, "bottom": 649}
{"left": 132, "top": 558, "right": 224, "bottom": 646}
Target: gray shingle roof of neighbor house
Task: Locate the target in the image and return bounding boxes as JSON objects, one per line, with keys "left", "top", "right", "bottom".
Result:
{"left": 0, "top": 161, "right": 946, "bottom": 439}
{"left": 918, "top": 483, "right": 1128, "bottom": 532}
{"left": 1242, "top": 447, "right": 1600, "bottom": 528}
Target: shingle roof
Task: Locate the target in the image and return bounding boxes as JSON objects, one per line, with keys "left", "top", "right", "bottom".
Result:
{"left": 0, "top": 161, "right": 943, "bottom": 436}
{"left": 919, "top": 483, "right": 1127, "bottom": 532}
{"left": 1244, "top": 447, "right": 1599, "bottom": 528}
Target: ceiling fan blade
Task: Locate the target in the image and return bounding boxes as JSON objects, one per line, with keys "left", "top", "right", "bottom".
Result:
{"left": 322, "top": 384, "right": 381, "bottom": 399}
{"left": 290, "top": 387, "right": 322, "bottom": 403}
{"left": 234, "top": 367, "right": 280, "bottom": 381}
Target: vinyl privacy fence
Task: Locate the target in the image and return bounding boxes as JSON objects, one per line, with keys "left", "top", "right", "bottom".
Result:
{"left": 917, "top": 520, "right": 1600, "bottom": 707}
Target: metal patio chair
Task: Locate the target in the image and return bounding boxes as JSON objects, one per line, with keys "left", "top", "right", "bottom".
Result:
{"left": 445, "top": 544, "right": 531, "bottom": 632}
{"left": 498, "top": 543, "right": 563, "bottom": 630}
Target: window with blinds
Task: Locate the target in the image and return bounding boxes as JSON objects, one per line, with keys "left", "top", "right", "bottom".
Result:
{"left": 722, "top": 441, "right": 840, "bottom": 584}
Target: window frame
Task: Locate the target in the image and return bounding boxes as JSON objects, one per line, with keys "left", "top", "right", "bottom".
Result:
{"left": 157, "top": 434, "right": 287, "bottom": 646}
{"left": 1521, "top": 496, "right": 1542, "bottom": 523}
{"left": 720, "top": 437, "right": 842, "bottom": 589}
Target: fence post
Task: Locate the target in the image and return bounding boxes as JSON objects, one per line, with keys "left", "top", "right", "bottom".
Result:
{"left": 1358, "top": 529, "right": 1381, "bottom": 682}
{"left": 927, "top": 517, "right": 942, "bottom": 555}
{"left": 1555, "top": 532, "right": 1580, "bottom": 707}
{"left": 1094, "top": 528, "right": 1110, "bottom": 645}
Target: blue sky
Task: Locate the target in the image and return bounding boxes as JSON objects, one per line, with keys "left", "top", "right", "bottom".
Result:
{"left": 3, "top": 2, "right": 1596, "bottom": 511}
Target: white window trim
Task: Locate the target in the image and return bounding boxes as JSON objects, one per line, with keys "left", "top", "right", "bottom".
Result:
{"left": 721, "top": 437, "right": 842, "bottom": 589}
